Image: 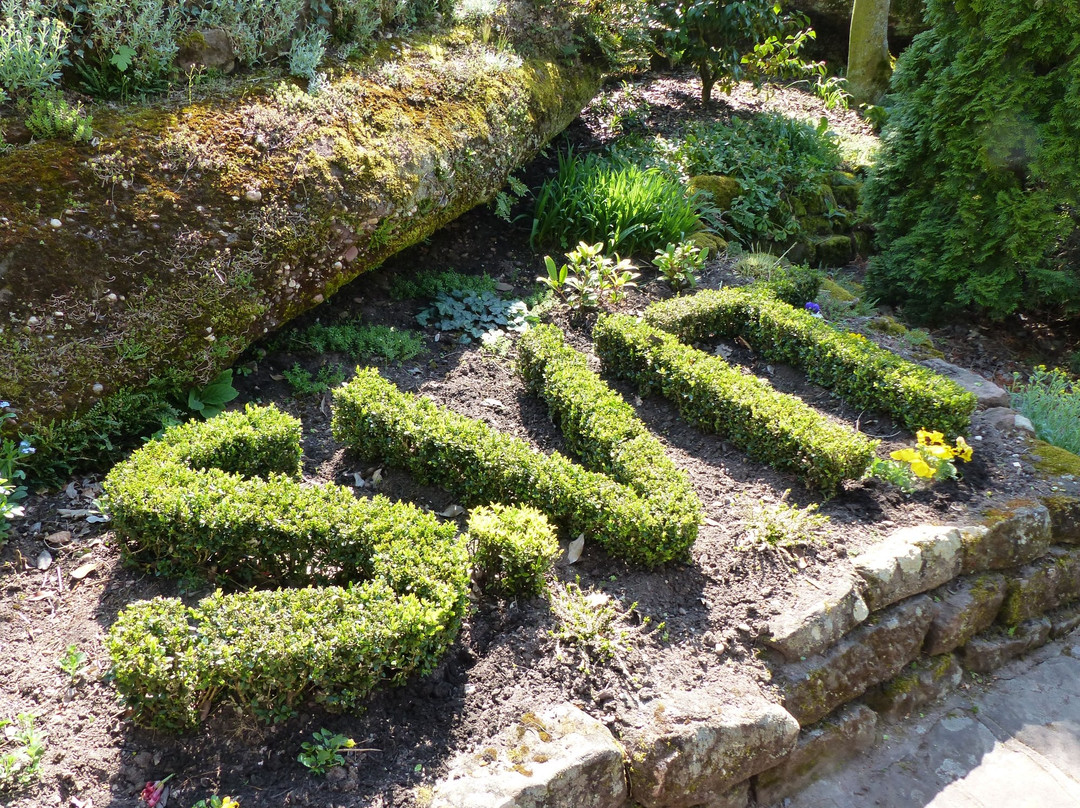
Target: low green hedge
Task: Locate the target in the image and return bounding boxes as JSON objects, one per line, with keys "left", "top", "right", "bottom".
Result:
{"left": 102, "top": 405, "right": 468, "bottom": 731}
{"left": 332, "top": 368, "right": 698, "bottom": 567}
{"left": 593, "top": 314, "right": 878, "bottom": 493}
{"left": 468, "top": 504, "right": 560, "bottom": 598}
{"left": 644, "top": 288, "right": 976, "bottom": 436}
{"left": 517, "top": 324, "right": 701, "bottom": 513}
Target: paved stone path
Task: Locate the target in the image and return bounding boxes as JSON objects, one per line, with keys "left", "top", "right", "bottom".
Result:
{"left": 784, "top": 633, "right": 1080, "bottom": 808}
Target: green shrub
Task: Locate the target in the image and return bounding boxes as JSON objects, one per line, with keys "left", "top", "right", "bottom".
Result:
{"left": 734, "top": 252, "right": 822, "bottom": 307}
{"left": 531, "top": 150, "right": 715, "bottom": 257}
{"left": 593, "top": 314, "right": 876, "bottom": 493}
{"left": 387, "top": 269, "right": 497, "bottom": 301}
{"left": 0, "top": 0, "right": 68, "bottom": 94}
{"left": 468, "top": 504, "right": 560, "bottom": 598}
{"left": 863, "top": 0, "right": 1080, "bottom": 320}
{"left": 24, "top": 90, "right": 94, "bottom": 143}
{"left": 279, "top": 319, "right": 425, "bottom": 363}
{"left": 84, "top": 0, "right": 182, "bottom": 91}
{"left": 612, "top": 113, "right": 843, "bottom": 245}
{"left": 104, "top": 404, "right": 468, "bottom": 730}
{"left": 644, "top": 288, "right": 976, "bottom": 436}
{"left": 517, "top": 324, "right": 700, "bottom": 512}
{"left": 1011, "top": 366, "right": 1080, "bottom": 456}
{"left": 538, "top": 241, "right": 640, "bottom": 309}
{"left": 332, "top": 368, "right": 699, "bottom": 567}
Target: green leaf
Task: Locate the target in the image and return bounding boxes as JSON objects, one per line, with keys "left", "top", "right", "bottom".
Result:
{"left": 110, "top": 45, "right": 137, "bottom": 73}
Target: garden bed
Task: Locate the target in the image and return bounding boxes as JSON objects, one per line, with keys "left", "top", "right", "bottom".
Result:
{"left": 2, "top": 73, "right": 1079, "bottom": 808}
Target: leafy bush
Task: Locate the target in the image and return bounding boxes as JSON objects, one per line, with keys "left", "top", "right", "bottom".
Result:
{"left": 416, "top": 289, "right": 530, "bottom": 343}
{"left": 644, "top": 288, "right": 977, "bottom": 436}
{"left": 332, "top": 368, "right": 699, "bottom": 567}
{"left": 199, "top": 0, "right": 306, "bottom": 67}
{"left": 388, "top": 269, "right": 496, "bottom": 301}
{"left": 468, "top": 504, "right": 560, "bottom": 598}
{"left": 104, "top": 404, "right": 468, "bottom": 730}
{"left": 1011, "top": 367, "right": 1080, "bottom": 455}
{"left": 517, "top": 324, "right": 700, "bottom": 513}
{"left": 0, "top": 0, "right": 68, "bottom": 94}
{"left": 24, "top": 90, "right": 94, "bottom": 142}
{"left": 531, "top": 150, "right": 714, "bottom": 257}
{"left": 653, "top": 241, "right": 707, "bottom": 292}
{"left": 298, "top": 729, "right": 356, "bottom": 774}
{"left": 288, "top": 26, "right": 327, "bottom": 79}
{"left": 613, "top": 113, "right": 843, "bottom": 245}
{"left": 593, "top": 314, "right": 876, "bottom": 493}
{"left": 863, "top": 0, "right": 1080, "bottom": 320}
{"left": 539, "top": 241, "right": 640, "bottom": 309}
{"left": 280, "top": 319, "right": 425, "bottom": 363}
{"left": 84, "top": 0, "right": 182, "bottom": 91}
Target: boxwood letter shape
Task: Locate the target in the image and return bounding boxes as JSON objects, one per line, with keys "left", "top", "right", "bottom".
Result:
{"left": 103, "top": 404, "right": 468, "bottom": 730}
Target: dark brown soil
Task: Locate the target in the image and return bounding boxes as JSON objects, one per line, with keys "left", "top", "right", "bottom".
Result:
{"left": 2, "top": 73, "right": 1075, "bottom": 808}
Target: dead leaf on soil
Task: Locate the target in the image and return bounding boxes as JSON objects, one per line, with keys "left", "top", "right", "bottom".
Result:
{"left": 70, "top": 562, "right": 98, "bottom": 580}
{"left": 352, "top": 472, "right": 366, "bottom": 488}
{"left": 26, "top": 590, "right": 54, "bottom": 602}
{"left": 371, "top": 468, "right": 383, "bottom": 485}
{"left": 439, "top": 504, "right": 465, "bottom": 518}
{"left": 269, "top": 373, "right": 285, "bottom": 381}
{"left": 566, "top": 533, "right": 585, "bottom": 564}
{"left": 481, "top": 398, "right": 504, "bottom": 410}
{"left": 57, "top": 508, "right": 92, "bottom": 518}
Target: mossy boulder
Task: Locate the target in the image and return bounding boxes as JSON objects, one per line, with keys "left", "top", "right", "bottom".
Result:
{"left": 813, "top": 234, "right": 855, "bottom": 267}
{"left": 689, "top": 231, "right": 728, "bottom": 253}
{"left": 830, "top": 182, "right": 861, "bottom": 210}
{"left": 688, "top": 175, "right": 742, "bottom": 210}
{"left": 0, "top": 24, "right": 601, "bottom": 434}
{"left": 820, "top": 277, "right": 856, "bottom": 302}
{"left": 798, "top": 185, "right": 837, "bottom": 215}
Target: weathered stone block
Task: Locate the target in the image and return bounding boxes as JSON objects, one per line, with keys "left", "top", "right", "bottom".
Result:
{"left": 753, "top": 704, "right": 877, "bottom": 806}
{"left": 1044, "top": 495, "right": 1080, "bottom": 544}
{"left": 922, "top": 359, "right": 1010, "bottom": 409}
{"left": 688, "top": 175, "right": 742, "bottom": 210}
{"left": 853, "top": 525, "right": 964, "bottom": 611}
{"left": 1049, "top": 602, "right": 1080, "bottom": 639}
{"left": 765, "top": 578, "right": 869, "bottom": 661}
{"left": 777, "top": 596, "right": 934, "bottom": 726}
{"left": 863, "top": 654, "right": 962, "bottom": 722}
{"left": 923, "top": 573, "right": 1007, "bottom": 655}
{"left": 813, "top": 234, "right": 854, "bottom": 267}
{"left": 999, "top": 547, "right": 1080, "bottom": 625}
{"left": 430, "top": 704, "right": 627, "bottom": 808}
{"left": 624, "top": 692, "right": 798, "bottom": 808}
{"left": 960, "top": 617, "right": 1052, "bottom": 674}
{"left": 961, "top": 505, "right": 1052, "bottom": 573}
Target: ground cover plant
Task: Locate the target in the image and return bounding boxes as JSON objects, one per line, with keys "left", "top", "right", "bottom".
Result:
{"left": 1011, "top": 367, "right": 1080, "bottom": 456}
{"left": 3, "top": 69, "right": 1078, "bottom": 808}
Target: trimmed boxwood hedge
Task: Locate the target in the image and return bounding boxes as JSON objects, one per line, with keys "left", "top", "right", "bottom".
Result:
{"left": 102, "top": 405, "right": 468, "bottom": 731}
{"left": 517, "top": 324, "right": 702, "bottom": 515}
{"left": 593, "top": 314, "right": 878, "bottom": 494}
{"left": 644, "top": 288, "right": 976, "bottom": 436}
{"left": 332, "top": 368, "right": 699, "bottom": 567}
{"left": 468, "top": 504, "right": 560, "bottom": 599}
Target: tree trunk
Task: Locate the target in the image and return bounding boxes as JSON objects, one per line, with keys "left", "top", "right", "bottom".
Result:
{"left": 847, "top": 0, "right": 893, "bottom": 105}
{"left": 699, "top": 62, "right": 716, "bottom": 105}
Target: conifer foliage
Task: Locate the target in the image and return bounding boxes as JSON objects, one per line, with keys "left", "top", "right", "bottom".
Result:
{"left": 864, "top": 0, "right": 1080, "bottom": 320}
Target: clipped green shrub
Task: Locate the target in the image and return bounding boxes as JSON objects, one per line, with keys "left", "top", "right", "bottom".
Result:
{"left": 593, "top": 314, "right": 876, "bottom": 493}
{"left": 531, "top": 150, "right": 714, "bottom": 256}
{"left": 468, "top": 504, "right": 560, "bottom": 598}
{"left": 863, "top": 0, "right": 1080, "bottom": 319}
{"left": 517, "top": 323, "right": 701, "bottom": 513}
{"left": 103, "top": 404, "right": 468, "bottom": 730}
{"left": 644, "top": 288, "right": 976, "bottom": 436}
{"left": 332, "top": 368, "right": 699, "bottom": 567}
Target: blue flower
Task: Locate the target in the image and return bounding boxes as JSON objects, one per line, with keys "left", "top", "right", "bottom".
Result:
{"left": 804, "top": 302, "right": 821, "bottom": 314}
{"left": 18, "top": 441, "right": 34, "bottom": 455}
{"left": 0, "top": 401, "right": 9, "bottom": 409}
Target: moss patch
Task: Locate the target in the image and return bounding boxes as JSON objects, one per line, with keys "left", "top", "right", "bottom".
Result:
{"left": 1030, "top": 439, "right": 1080, "bottom": 477}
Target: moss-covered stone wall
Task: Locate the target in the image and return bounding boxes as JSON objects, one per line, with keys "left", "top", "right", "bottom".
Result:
{"left": 0, "top": 29, "right": 600, "bottom": 430}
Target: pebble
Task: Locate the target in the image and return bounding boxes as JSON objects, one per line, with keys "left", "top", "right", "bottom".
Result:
{"left": 244, "top": 189, "right": 263, "bottom": 203}
{"left": 49, "top": 218, "right": 62, "bottom": 228}
{"left": 92, "top": 383, "right": 104, "bottom": 394}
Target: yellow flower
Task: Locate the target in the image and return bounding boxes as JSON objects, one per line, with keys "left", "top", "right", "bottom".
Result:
{"left": 954, "top": 436, "right": 973, "bottom": 462}
{"left": 221, "top": 799, "right": 239, "bottom": 808}
{"left": 923, "top": 443, "right": 954, "bottom": 460}
{"left": 890, "top": 448, "right": 921, "bottom": 462}
{"left": 910, "top": 458, "right": 935, "bottom": 478}
{"left": 916, "top": 429, "right": 945, "bottom": 446}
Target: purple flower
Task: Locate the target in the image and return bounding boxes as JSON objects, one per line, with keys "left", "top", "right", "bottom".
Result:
{"left": 18, "top": 441, "right": 34, "bottom": 455}
{"left": 0, "top": 401, "right": 9, "bottom": 409}
{"left": 804, "top": 302, "right": 821, "bottom": 314}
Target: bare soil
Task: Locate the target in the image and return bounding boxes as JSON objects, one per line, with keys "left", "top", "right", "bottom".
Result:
{"left": 2, "top": 72, "right": 1077, "bottom": 808}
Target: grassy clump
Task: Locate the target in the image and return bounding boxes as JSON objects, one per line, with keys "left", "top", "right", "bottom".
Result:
{"left": 594, "top": 314, "right": 877, "bottom": 494}
{"left": 644, "top": 287, "right": 977, "bottom": 437}
{"left": 1011, "top": 367, "right": 1080, "bottom": 455}
{"left": 740, "top": 492, "right": 830, "bottom": 548}
{"left": 531, "top": 150, "right": 715, "bottom": 257}
{"left": 282, "top": 363, "right": 348, "bottom": 396}
{"left": 332, "top": 368, "right": 698, "bottom": 567}
{"left": 468, "top": 504, "right": 560, "bottom": 599}
{"left": 103, "top": 404, "right": 468, "bottom": 731}
{"left": 733, "top": 252, "right": 823, "bottom": 308}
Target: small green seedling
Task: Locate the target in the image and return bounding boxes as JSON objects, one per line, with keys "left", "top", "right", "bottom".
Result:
{"left": 298, "top": 728, "right": 355, "bottom": 775}
{"left": 58, "top": 644, "right": 89, "bottom": 685}
{"left": 187, "top": 369, "right": 240, "bottom": 419}
{"left": 0, "top": 713, "right": 46, "bottom": 793}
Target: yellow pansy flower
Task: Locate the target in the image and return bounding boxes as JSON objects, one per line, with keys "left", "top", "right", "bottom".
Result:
{"left": 910, "top": 458, "right": 935, "bottom": 478}
{"left": 222, "top": 799, "right": 239, "bottom": 808}
{"left": 954, "top": 436, "right": 973, "bottom": 462}
{"left": 916, "top": 429, "right": 945, "bottom": 446}
{"left": 890, "top": 448, "right": 921, "bottom": 462}
{"left": 923, "top": 443, "right": 954, "bottom": 460}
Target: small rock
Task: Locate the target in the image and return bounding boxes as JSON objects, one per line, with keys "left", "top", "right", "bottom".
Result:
{"left": 922, "top": 358, "right": 1010, "bottom": 409}
{"left": 1013, "top": 414, "right": 1035, "bottom": 433}
{"left": 92, "top": 383, "right": 104, "bottom": 394}
{"left": 243, "top": 188, "right": 263, "bottom": 203}
{"left": 49, "top": 218, "right": 62, "bottom": 228}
